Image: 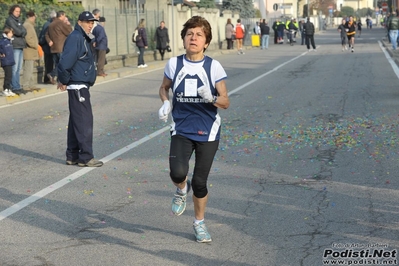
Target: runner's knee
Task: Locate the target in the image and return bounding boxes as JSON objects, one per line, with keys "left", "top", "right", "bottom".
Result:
{"left": 192, "top": 178, "right": 208, "bottom": 198}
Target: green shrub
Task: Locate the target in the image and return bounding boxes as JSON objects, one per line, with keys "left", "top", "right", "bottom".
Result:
{"left": 1, "top": 3, "right": 84, "bottom": 35}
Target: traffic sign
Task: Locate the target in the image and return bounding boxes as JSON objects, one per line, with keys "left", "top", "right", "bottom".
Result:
{"left": 382, "top": 2, "right": 388, "bottom": 11}
{"left": 273, "top": 3, "right": 278, "bottom": 11}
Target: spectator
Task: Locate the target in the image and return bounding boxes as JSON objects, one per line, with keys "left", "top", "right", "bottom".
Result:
{"left": 38, "top": 10, "right": 56, "bottom": 84}
{"left": 254, "top": 21, "right": 261, "bottom": 35}
{"left": 277, "top": 20, "right": 286, "bottom": 44}
{"left": 92, "top": 9, "right": 101, "bottom": 31}
{"left": 299, "top": 19, "right": 306, "bottom": 45}
{"left": 135, "top": 18, "right": 148, "bottom": 68}
{"left": 45, "top": 11, "right": 72, "bottom": 85}
{"left": 272, "top": 20, "right": 278, "bottom": 44}
{"left": 259, "top": 19, "right": 269, "bottom": 50}
{"left": 0, "top": 28, "right": 16, "bottom": 97}
{"left": 225, "top": 18, "right": 234, "bottom": 49}
{"left": 57, "top": 11, "right": 103, "bottom": 168}
{"left": 387, "top": 12, "right": 399, "bottom": 50}
{"left": 303, "top": 17, "right": 316, "bottom": 51}
{"left": 357, "top": 19, "right": 362, "bottom": 37}
{"left": 22, "top": 11, "right": 39, "bottom": 91}
{"left": 235, "top": 18, "right": 245, "bottom": 54}
{"left": 154, "top": 21, "right": 170, "bottom": 61}
{"left": 64, "top": 17, "right": 71, "bottom": 26}
{"left": 93, "top": 16, "right": 108, "bottom": 77}
{"left": 4, "top": 4, "right": 26, "bottom": 93}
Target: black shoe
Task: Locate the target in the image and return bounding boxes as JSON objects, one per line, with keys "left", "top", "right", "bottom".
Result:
{"left": 12, "top": 89, "right": 25, "bottom": 95}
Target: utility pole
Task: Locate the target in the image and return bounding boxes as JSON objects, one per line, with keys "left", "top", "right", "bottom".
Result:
{"left": 136, "top": 0, "right": 139, "bottom": 26}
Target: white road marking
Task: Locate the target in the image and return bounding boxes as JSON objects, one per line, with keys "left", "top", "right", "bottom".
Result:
{"left": 379, "top": 41, "right": 399, "bottom": 78}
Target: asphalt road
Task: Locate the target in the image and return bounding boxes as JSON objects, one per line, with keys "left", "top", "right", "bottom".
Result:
{"left": 1, "top": 27, "right": 399, "bottom": 266}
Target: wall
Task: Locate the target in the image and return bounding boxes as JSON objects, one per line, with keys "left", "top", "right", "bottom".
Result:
{"left": 165, "top": 5, "right": 240, "bottom": 57}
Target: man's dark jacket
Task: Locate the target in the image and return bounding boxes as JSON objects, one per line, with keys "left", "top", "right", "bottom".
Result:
{"left": 57, "top": 24, "right": 97, "bottom": 87}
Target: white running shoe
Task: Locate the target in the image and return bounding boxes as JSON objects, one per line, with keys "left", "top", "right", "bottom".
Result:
{"left": 142, "top": 64, "right": 148, "bottom": 68}
{"left": 3, "top": 89, "right": 15, "bottom": 97}
{"left": 138, "top": 65, "right": 143, "bottom": 68}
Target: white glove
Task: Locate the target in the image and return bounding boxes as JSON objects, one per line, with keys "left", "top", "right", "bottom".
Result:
{"left": 158, "top": 100, "right": 171, "bottom": 122}
{"left": 197, "top": 86, "right": 213, "bottom": 103}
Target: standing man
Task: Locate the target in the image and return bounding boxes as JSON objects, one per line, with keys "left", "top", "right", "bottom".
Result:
{"left": 303, "top": 17, "right": 316, "bottom": 51}
{"left": 259, "top": 19, "right": 269, "bottom": 50}
{"left": 4, "top": 4, "right": 26, "bottom": 93}
{"left": 46, "top": 11, "right": 72, "bottom": 85}
{"left": 387, "top": 12, "right": 399, "bottom": 50}
{"left": 92, "top": 16, "right": 108, "bottom": 77}
{"left": 57, "top": 11, "right": 103, "bottom": 167}
{"left": 344, "top": 16, "right": 356, "bottom": 52}
{"left": 22, "top": 11, "right": 39, "bottom": 91}
{"left": 39, "top": 10, "right": 56, "bottom": 84}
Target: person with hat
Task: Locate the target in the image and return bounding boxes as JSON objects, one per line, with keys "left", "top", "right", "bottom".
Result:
{"left": 57, "top": 11, "right": 103, "bottom": 167}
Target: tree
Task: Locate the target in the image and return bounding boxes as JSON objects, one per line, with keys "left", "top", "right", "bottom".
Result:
{"left": 0, "top": 2, "right": 83, "bottom": 36}
{"left": 196, "top": 0, "right": 216, "bottom": 9}
{"left": 222, "top": 0, "right": 255, "bottom": 18}
{"left": 340, "top": 6, "right": 355, "bottom": 17}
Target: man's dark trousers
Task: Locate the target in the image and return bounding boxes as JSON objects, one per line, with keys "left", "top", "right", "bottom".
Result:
{"left": 44, "top": 52, "right": 54, "bottom": 83}
{"left": 306, "top": 35, "right": 316, "bottom": 49}
{"left": 66, "top": 87, "right": 94, "bottom": 164}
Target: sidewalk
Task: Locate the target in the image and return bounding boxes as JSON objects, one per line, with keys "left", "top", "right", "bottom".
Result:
{"left": 0, "top": 49, "right": 239, "bottom": 107}
{"left": 381, "top": 39, "right": 399, "bottom": 65}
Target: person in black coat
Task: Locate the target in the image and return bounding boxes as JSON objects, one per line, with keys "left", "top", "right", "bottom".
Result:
{"left": 38, "top": 11, "right": 56, "bottom": 83}
{"left": 272, "top": 21, "right": 278, "bottom": 44}
{"left": 154, "top": 21, "right": 170, "bottom": 60}
{"left": 303, "top": 17, "right": 316, "bottom": 51}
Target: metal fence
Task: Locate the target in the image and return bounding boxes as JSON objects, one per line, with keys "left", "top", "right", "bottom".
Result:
{"left": 89, "top": 7, "right": 165, "bottom": 56}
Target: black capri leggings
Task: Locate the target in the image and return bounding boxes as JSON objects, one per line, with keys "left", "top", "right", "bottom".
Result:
{"left": 341, "top": 36, "right": 347, "bottom": 45}
{"left": 169, "top": 135, "right": 219, "bottom": 198}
